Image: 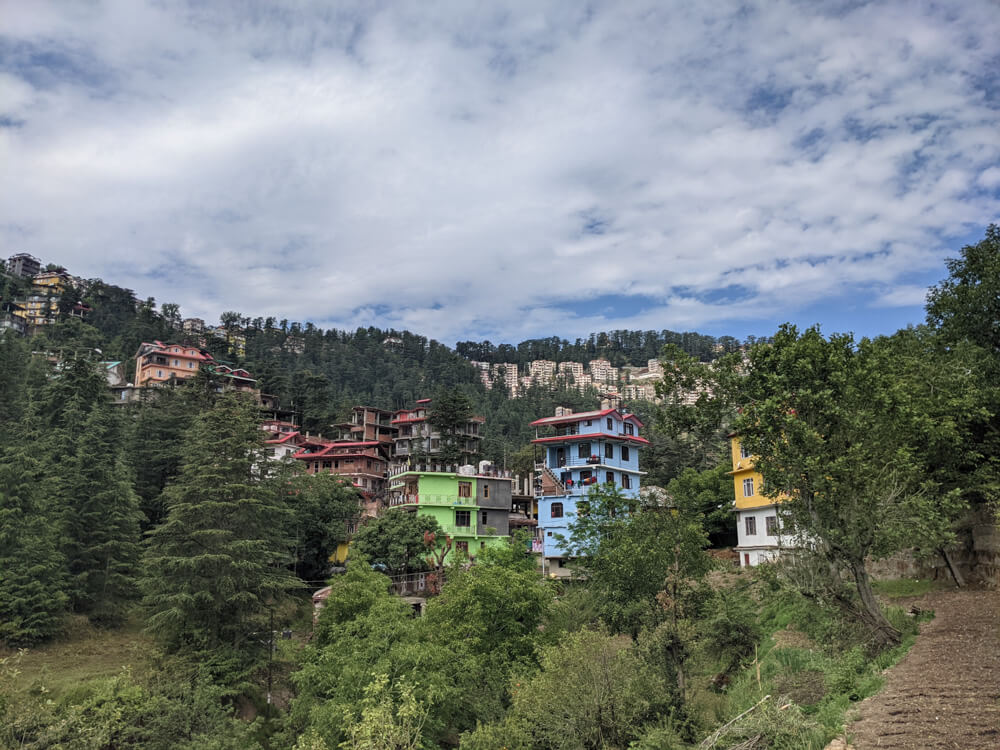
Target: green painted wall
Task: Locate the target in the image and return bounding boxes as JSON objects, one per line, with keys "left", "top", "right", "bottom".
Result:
{"left": 393, "top": 471, "right": 507, "bottom": 563}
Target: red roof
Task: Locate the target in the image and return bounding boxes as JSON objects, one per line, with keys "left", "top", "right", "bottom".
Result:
{"left": 530, "top": 408, "right": 644, "bottom": 428}
{"left": 265, "top": 431, "right": 301, "bottom": 444}
{"left": 531, "top": 433, "right": 650, "bottom": 446}
{"left": 292, "top": 440, "right": 383, "bottom": 459}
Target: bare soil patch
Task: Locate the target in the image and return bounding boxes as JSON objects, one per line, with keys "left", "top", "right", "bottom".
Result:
{"left": 848, "top": 588, "right": 1000, "bottom": 749}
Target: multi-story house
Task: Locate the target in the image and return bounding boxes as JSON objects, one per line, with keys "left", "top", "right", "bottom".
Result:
{"left": 261, "top": 420, "right": 307, "bottom": 460}
{"left": 729, "top": 434, "right": 796, "bottom": 567}
{"left": 294, "top": 437, "right": 391, "bottom": 518}
{"left": 386, "top": 465, "right": 511, "bottom": 563}
{"left": 20, "top": 293, "right": 60, "bottom": 327}
{"left": 6, "top": 253, "right": 41, "bottom": 279}
{"left": 32, "top": 270, "right": 70, "bottom": 293}
{"left": 588, "top": 358, "right": 619, "bottom": 384}
{"left": 532, "top": 407, "right": 647, "bottom": 576}
{"left": 528, "top": 359, "right": 557, "bottom": 384}
{"left": 558, "top": 361, "right": 585, "bottom": 380}
{"left": 182, "top": 317, "right": 205, "bottom": 335}
{"left": 391, "top": 398, "right": 483, "bottom": 465}
{"left": 334, "top": 406, "right": 397, "bottom": 446}
{"left": 0, "top": 301, "right": 27, "bottom": 335}
{"left": 134, "top": 341, "right": 215, "bottom": 387}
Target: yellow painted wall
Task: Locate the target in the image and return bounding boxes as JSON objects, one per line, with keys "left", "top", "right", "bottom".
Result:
{"left": 729, "top": 435, "right": 773, "bottom": 510}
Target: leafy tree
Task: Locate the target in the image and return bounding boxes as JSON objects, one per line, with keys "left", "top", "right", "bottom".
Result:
{"left": 666, "top": 461, "right": 737, "bottom": 547}
{"left": 0, "top": 442, "right": 68, "bottom": 646}
{"left": 663, "top": 325, "right": 968, "bottom": 647}
{"left": 423, "top": 561, "right": 551, "bottom": 666}
{"left": 562, "top": 484, "right": 712, "bottom": 640}
{"left": 140, "top": 394, "right": 297, "bottom": 673}
{"left": 340, "top": 673, "right": 429, "bottom": 750}
{"left": 925, "top": 224, "right": 1000, "bottom": 518}
{"left": 350, "top": 508, "right": 441, "bottom": 576}
{"left": 462, "top": 629, "right": 671, "bottom": 750}
{"left": 286, "top": 472, "right": 364, "bottom": 582}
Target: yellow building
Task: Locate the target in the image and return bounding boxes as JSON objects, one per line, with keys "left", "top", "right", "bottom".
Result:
{"left": 729, "top": 434, "right": 791, "bottom": 567}
{"left": 32, "top": 271, "right": 69, "bottom": 293}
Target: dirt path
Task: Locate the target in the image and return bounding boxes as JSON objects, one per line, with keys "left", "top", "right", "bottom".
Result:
{"left": 848, "top": 588, "right": 1000, "bottom": 749}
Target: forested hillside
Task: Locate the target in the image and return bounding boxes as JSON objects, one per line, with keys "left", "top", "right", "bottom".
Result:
{"left": 2, "top": 227, "right": 996, "bottom": 749}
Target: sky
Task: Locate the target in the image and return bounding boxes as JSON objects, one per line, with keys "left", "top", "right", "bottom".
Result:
{"left": 1, "top": 1, "right": 998, "bottom": 346}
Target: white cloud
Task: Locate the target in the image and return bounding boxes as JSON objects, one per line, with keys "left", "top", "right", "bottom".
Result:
{"left": 0, "top": 0, "right": 998, "bottom": 343}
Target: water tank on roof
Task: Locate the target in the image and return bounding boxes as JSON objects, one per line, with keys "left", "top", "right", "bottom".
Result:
{"left": 478, "top": 460, "right": 492, "bottom": 474}
{"left": 458, "top": 464, "right": 476, "bottom": 476}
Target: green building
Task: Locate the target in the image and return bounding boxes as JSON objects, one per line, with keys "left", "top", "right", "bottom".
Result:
{"left": 387, "top": 467, "right": 511, "bottom": 563}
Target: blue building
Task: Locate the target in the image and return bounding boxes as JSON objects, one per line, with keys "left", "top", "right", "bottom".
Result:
{"left": 532, "top": 407, "right": 646, "bottom": 576}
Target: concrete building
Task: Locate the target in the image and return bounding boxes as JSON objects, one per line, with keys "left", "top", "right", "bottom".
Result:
{"left": 385, "top": 464, "right": 511, "bottom": 563}
{"left": 6, "top": 253, "right": 41, "bottom": 279}
{"left": 729, "top": 434, "right": 797, "bottom": 567}
{"left": 391, "top": 398, "right": 483, "bottom": 465}
{"left": 532, "top": 407, "right": 647, "bottom": 576}
{"left": 334, "top": 406, "right": 397, "bottom": 446}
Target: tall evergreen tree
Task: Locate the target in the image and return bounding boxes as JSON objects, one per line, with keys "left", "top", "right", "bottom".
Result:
{"left": 61, "top": 406, "right": 144, "bottom": 625}
{"left": 0, "top": 442, "right": 68, "bottom": 646}
{"left": 140, "top": 394, "right": 296, "bottom": 672}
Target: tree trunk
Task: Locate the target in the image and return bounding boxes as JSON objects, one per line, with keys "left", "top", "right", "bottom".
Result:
{"left": 849, "top": 561, "right": 901, "bottom": 648}
{"left": 939, "top": 547, "right": 965, "bottom": 588}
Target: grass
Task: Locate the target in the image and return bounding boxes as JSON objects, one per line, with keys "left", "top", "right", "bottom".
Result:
{"left": 871, "top": 577, "right": 948, "bottom": 599}
{"left": 3, "top": 615, "right": 151, "bottom": 699}
{"left": 696, "top": 578, "right": 933, "bottom": 750}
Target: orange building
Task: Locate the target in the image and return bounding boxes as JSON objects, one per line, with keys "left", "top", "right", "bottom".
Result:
{"left": 134, "top": 341, "right": 214, "bottom": 387}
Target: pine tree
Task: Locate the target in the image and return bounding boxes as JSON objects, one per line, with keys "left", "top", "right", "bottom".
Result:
{"left": 0, "top": 443, "right": 68, "bottom": 646}
{"left": 61, "top": 406, "right": 144, "bottom": 625}
{"left": 140, "top": 394, "right": 296, "bottom": 671}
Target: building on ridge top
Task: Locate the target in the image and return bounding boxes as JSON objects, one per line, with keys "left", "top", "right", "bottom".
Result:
{"left": 532, "top": 406, "right": 647, "bottom": 577}
{"left": 6, "top": 253, "right": 41, "bottom": 279}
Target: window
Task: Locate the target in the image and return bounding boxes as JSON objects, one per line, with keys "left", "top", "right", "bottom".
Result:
{"left": 367, "top": 460, "right": 372, "bottom": 469}
{"left": 740, "top": 442, "right": 752, "bottom": 459}
{"left": 580, "top": 470, "right": 592, "bottom": 482}
{"left": 765, "top": 516, "right": 778, "bottom": 535}
{"left": 455, "top": 541, "right": 469, "bottom": 556}
{"left": 156, "top": 369, "right": 163, "bottom": 378}
{"left": 605, "top": 443, "right": 614, "bottom": 459}
{"left": 458, "top": 481, "right": 471, "bottom": 498}
{"left": 606, "top": 471, "right": 615, "bottom": 485}
{"left": 187, "top": 362, "right": 194, "bottom": 368}
{"left": 585, "top": 419, "right": 592, "bottom": 426}
{"left": 745, "top": 516, "right": 757, "bottom": 535}
{"left": 624, "top": 422, "right": 634, "bottom": 435}
{"left": 481, "top": 511, "right": 488, "bottom": 525}
{"left": 578, "top": 442, "right": 591, "bottom": 459}
{"left": 622, "top": 474, "right": 631, "bottom": 489}
{"left": 607, "top": 417, "right": 614, "bottom": 430}
{"left": 621, "top": 446, "right": 630, "bottom": 462}
{"left": 743, "top": 478, "right": 755, "bottom": 497}
{"left": 455, "top": 510, "right": 471, "bottom": 527}
{"left": 551, "top": 502, "right": 564, "bottom": 519}
{"left": 483, "top": 484, "right": 490, "bottom": 498}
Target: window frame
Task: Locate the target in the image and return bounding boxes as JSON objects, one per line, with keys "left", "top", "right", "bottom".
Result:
{"left": 550, "top": 502, "right": 564, "bottom": 519}
{"left": 458, "top": 481, "right": 472, "bottom": 498}
{"left": 743, "top": 478, "right": 755, "bottom": 497}
{"left": 455, "top": 510, "right": 471, "bottom": 527}
{"left": 745, "top": 516, "right": 757, "bottom": 535}
{"left": 765, "top": 515, "right": 778, "bottom": 535}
